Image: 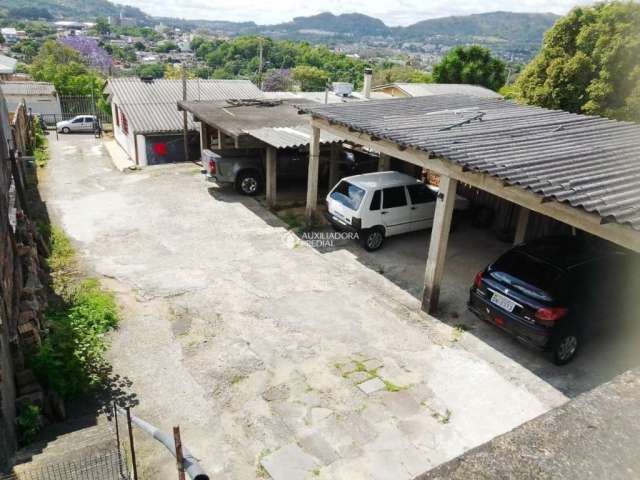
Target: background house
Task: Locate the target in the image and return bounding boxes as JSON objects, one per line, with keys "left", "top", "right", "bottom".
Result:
{"left": 0, "top": 82, "right": 61, "bottom": 116}
{"left": 373, "top": 83, "right": 502, "bottom": 99}
{"left": 0, "top": 55, "right": 17, "bottom": 79}
{"left": 104, "top": 78, "right": 264, "bottom": 166}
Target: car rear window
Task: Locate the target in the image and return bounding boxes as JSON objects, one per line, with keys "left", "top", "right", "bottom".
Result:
{"left": 330, "top": 181, "right": 366, "bottom": 211}
{"left": 489, "top": 251, "right": 566, "bottom": 301}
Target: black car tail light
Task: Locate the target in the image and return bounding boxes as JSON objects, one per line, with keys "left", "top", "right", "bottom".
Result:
{"left": 535, "top": 307, "right": 568, "bottom": 326}
{"left": 473, "top": 271, "right": 483, "bottom": 289}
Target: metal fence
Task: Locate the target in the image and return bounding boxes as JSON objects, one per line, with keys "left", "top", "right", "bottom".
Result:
{"left": 40, "top": 96, "right": 112, "bottom": 128}
{"left": 0, "top": 450, "right": 129, "bottom": 480}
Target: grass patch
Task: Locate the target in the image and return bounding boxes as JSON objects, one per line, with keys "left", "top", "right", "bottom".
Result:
{"left": 279, "top": 210, "right": 305, "bottom": 231}
{"left": 452, "top": 324, "right": 471, "bottom": 342}
{"left": 383, "top": 380, "right": 405, "bottom": 393}
{"left": 230, "top": 375, "right": 246, "bottom": 385}
{"left": 432, "top": 409, "right": 452, "bottom": 424}
{"left": 33, "top": 120, "right": 49, "bottom": 168}
{"left": 16, "top": 403, "right": 42, "bottom": 445}
{"left": 30, "top": 227, "right": 120, "bottom": 400}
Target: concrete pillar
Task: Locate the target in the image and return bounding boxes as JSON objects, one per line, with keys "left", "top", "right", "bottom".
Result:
{"left": 514, "top": 206, "right": 530, "bottom": 245}
{"left": 266, "top": 146, "right": 277, "bottom": 208}
{"left": 378, "top": 153, "right": 391, "bottom": 171}
{"left": 305, "top": 126, "right": 321, "bottom": 224}
{"left": 200, "top": 123, "right": 209, "bottom": 151}
{"left": 421, "top": 175, "right": 458, "bottom": 314}
{"left": 329, "top": 143, "right": 341, "bottom": 190}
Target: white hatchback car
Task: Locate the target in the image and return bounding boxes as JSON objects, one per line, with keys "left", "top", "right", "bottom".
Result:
{"left": 325, "top": 171, "right": 470, "bottom": 251}
{"left": 56, "top": 115, "right": 98, "bottom": 134}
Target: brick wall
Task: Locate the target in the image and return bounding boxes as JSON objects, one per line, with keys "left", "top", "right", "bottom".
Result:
{"left": 0, "top": 98, "right": 48, "bottom": 469}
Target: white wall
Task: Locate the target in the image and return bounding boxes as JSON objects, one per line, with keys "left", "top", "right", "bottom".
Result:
{"left": 111, "top": 101, "right": 138, "bottom": 164}
{"left": 136, "top": 134, "right": 147, "bottom": 166}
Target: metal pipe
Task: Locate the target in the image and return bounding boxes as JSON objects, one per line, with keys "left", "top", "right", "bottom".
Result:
{"left": 117, "top": 407, "right": 209, "bottom": 480}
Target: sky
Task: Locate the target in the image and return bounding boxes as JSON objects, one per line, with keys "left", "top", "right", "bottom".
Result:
{"left": 117, "top": 0, "right": 594, "bottom": 26}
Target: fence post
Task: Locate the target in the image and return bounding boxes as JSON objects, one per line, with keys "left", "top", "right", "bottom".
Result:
{"left": 173, "top": 426, "right": 186, "bottom": 480}
{"left": 126, "top": 407, "right": 139, "bottom": 480}
{"left": 113, "top": 402, "right": 124, "bottom": 478}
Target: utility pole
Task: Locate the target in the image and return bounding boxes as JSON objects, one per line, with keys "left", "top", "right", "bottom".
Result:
{"left": 257, "top": 37, "right": 264, "bottom": 89}
{"left": 182, "top": 62, "right": 189, "bottom": 163}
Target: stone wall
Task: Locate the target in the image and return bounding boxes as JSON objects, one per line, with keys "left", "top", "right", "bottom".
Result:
{"left": 0, "top": 98, "right": 48, "bottom": 469}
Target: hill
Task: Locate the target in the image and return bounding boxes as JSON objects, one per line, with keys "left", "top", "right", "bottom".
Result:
{"left": 267, "top": 12, "right": 390, "bottom": 37}
{"left": 0, "top": 0, "right": 150, "bottom": 22}
{"left": 395, "top": 11, "right": 559, "bottom": 45}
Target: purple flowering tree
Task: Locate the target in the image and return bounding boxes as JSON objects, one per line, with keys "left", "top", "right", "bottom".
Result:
{"left": 61, "top": 36, "right": 112, "bottom": 73}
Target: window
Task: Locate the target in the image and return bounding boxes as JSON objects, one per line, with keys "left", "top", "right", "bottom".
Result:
{"left": 72, "top": 117, "right": 84, "bottom": 123}
{"left": 330, "top": 181, "right": 366, "bottom": 210}
{"left": 370, "top": 190, "right": 381, "bottom": 211}
{"left": 121, "top": 113, "right": 129, "bottom": 135}
{"left": 382, "top": 186, "right": 407, "bottom": 209}
{"left": 114, "top": 105, "right": 120, "bottom": 127}
{"left": 407, "top": 183, "right": 437, "bottom": 205}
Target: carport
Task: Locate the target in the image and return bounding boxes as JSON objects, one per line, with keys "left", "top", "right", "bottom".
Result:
{"left": 178, "top": 99, "right": 345, "bottom": 206}
{"left": 297, "top": 94, "right": 640, "bottom": 313}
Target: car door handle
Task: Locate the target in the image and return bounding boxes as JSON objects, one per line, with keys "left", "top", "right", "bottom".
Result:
{"left": 410, "top": 206, "right": 416, "bottom": 210}
{"left": 381, "top": 211, "right": 388, "bottom": 215}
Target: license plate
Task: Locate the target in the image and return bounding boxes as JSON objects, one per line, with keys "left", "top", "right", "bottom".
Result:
{"left": 491, "top": 291, "right": 517, "bottom": 312}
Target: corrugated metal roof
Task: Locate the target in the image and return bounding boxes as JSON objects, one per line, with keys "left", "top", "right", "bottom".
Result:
{"left": 375, "top": 83, "right": 502, "bottom": 99}
{"left": 299, "top": 94, "right": 640, "bottom": 231}
{"left": 105, "top": 78, "right": 264, "bottom": 134}
{"left": 119, "top": 103, "right": 198, "bottom": 134}
{"left": 0, "top": 55, "right": 17, "bottom": 75}
{"left": 179, "top": 99, "right": 317, "bottom": 138}
{"left": 105, "top": 78, "right": 263, "bottom": 105}
{"left": 245, "top": 124, "right": 345, "bottom": 149}
{"left": 0, "top": 81, "right": 56, "bottom": 96}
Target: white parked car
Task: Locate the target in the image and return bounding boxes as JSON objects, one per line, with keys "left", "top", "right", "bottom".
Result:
{"left": 325, "top": 171, "right": 470, "bottom": 251}
{"left": 56, "top": 115, "right": 98, "bottom": 134}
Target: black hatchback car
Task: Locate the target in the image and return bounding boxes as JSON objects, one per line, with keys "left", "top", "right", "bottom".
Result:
{"left": 468, "top": 236, "right": 631, "bottom": 365}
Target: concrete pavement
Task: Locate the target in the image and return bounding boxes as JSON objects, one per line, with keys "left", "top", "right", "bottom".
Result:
{"left": 41, "top": 134, "right": 568, "bottom": 479}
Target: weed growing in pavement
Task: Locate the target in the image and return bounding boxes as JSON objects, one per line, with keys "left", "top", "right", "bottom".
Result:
{"left": 256, "top": 449, "right": 272, "bottom": 478}
{"left": 30, "top": 227, "right": 120, "bottom": 400}
{"left": 432, "top": 409, "right": 452, "bottom": 424}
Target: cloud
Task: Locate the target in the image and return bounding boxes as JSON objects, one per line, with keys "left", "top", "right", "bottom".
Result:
{"left": 117, "top": 0, "right": 594, "bottom": 26}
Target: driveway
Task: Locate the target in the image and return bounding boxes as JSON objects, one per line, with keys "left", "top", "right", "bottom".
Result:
{"left": 41, "top": 134, "right": 567, "bottom": 479}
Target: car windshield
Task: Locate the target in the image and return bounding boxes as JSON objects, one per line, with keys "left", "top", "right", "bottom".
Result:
{"left": 489, "top": 251, "right": 566, "bottom": 301}
{"left": 330, "top": 181, "right": 366, "bottom": 211}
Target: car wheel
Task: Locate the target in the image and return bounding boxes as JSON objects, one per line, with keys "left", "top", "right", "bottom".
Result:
{"left": 362, "top": 227, "right": 385, "bottom": 251}
{"left": 235, "top": 171, "right": 262, "bottom": 196}
{"left": 61, "top": 127, "right": 70, "bottom": 134}
{"left": 552, "top": 331, "right": 579, "bottom": 365}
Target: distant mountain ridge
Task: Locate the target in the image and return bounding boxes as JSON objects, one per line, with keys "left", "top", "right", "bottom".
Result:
{"left": 3, "top": 0, "right": 559, "bottom": 55}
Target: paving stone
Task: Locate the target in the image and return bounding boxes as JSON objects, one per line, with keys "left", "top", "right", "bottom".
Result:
{"left": 357, "top": 377, "right": 385, "bottom": 394}
{"left": 261, "top": 443, "right": 320, "bottom": 480}
{"left": 262, "top": 383, "right": 290, "bottom": 402}
{"left": 381, "top": 390, "right": 421, "bottom": 418}
{"left": 362, "top": 358, "right": 384, "bottom": 371}
{"left": 299, "top": 431, "right": 340, "bottom": 465}
{"left": 346, "top": 371, "right": 371, "bottom": 384}
{"left": 340, "top": 361, "right": 358, "bottom": 373}
{"left": 306, "top": 407, "right": 333, "bottom": 425}
{"left": 364, "top": 421, "right": 412, "bottom": 452}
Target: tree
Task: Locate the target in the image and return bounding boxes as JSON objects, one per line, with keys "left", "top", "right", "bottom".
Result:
{"left": 136, "top": 63, "right": 165, "bottom": 79}
{"left": 262, "top": 69, "right": 292, "bottom": 91}
{"left": 433, "top": 45, "right": 507, "bottom": 91}
{"left": 515, "top": 1, "right": 640, "bottom": 122}
{"left": 372, "top": 66, "right": 432, "bottom": 85}
{"left": 155, "top": 41, "right": 178, "bottom": 53}
{"left": 164, "top": 64, "right": 195, "bottom": 80}
{"left": 292, "top": 65, "right": 330, "bottom": 91}
{"left": 29, "top": 40, "right": 104, "bottom": 95}
{"left": 95, "top": 17, "right": 111, "bottom": 36}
